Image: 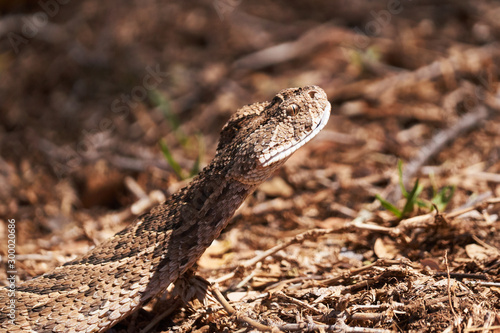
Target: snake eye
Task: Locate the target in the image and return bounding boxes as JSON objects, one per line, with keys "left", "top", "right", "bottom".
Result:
{"left": 286, "top": 104, "right": 300, "bottom": 116}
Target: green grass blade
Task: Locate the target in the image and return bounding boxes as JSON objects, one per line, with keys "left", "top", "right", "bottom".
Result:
{"left": 376, "top": 194, "right": 402, "bottom": 218}
{"left": 159, "top": 139, "right": 185, "bottom": 180}
{"left": 416, "top": 199, "right": 430, "bottom": 208}
{"left": 189, "top": 134, "right": 205, "bottom": 177}
{"left": 190, "top": 155, "right": 201, "bottom": 178}
{"left": 432, "top": 185, "right": 455, "bottom": 212}
{"left": 149, "top": 90, "right": 189, "bottom": 146}
{"left": 398, "top": 159, "right": 408, "bottom": 198}
{"left": 401, "top": 179, "right": 423, "bottom": 217}
{"left": 149, "top": 90, "right": 180, "bottom": 130}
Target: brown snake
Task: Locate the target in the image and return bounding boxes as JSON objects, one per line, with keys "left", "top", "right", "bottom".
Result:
{"left": 0, "top": 85, "right": 330, "bottom": 332}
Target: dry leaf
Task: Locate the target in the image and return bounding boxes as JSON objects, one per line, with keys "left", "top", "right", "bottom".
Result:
{"left": 465, "top": 244, "right": 498, "bottom": 262}
{"left": 374, "top": 237, "right": 398, "bottom": 259}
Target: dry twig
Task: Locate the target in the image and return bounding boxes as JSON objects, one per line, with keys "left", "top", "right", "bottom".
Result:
{"left": 211, "top": 284, "right": 281, "bottom": 332}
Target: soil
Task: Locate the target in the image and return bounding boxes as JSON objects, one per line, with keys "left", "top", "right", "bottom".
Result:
{"left": 0, "top": 1, "right": 499, "bottom": 332}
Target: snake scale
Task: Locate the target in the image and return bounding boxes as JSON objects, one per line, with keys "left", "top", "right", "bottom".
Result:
{"left": 0, "top": 85, "right": 330, "bottom": 332}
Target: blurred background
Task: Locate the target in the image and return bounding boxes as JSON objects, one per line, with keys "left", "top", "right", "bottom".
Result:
{"left": 0, "top": 0, "right": 499, "bottom": 331}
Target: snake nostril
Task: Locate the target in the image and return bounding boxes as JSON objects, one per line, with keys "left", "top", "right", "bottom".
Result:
{"left": 308, "top": 90, "right": 318, "bottom": 99}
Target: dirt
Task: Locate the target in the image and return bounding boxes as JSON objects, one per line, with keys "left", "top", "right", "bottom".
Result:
{"left": 0, "top": 0, "right": 499, "bottom": 332}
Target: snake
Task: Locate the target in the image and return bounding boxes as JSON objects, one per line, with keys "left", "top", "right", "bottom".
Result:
{"left": 0, "top": 85, "right": 331, "bottom": 332}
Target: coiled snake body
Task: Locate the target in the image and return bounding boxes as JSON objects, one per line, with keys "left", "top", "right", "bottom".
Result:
{"left": 0, "top": 86, "right": 330, "bottom": 332}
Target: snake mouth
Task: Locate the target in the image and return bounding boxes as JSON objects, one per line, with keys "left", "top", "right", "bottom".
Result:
{"left": 261, "top": 102, "right": 331, "bottom": 167}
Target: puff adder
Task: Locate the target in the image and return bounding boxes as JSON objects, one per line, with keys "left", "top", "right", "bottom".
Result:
{"left": 0, "top": 85, "right": 330, "bottom": 332}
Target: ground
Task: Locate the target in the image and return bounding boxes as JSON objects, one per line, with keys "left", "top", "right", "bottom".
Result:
{"left": 0, "top": 0, "right": 499, "bottom": 332}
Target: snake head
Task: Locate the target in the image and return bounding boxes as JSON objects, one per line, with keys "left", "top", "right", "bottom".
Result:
{"left": 216, "top": 85, "right": 331, "bottom": 185}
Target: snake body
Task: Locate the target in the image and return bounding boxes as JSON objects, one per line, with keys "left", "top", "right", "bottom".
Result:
{"left": 0, "top": 85, "right": 330, "bottom": 332}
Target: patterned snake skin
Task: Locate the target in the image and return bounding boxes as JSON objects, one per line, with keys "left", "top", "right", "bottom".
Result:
{"left": 0, "top": 85, "right": 330, "bottom": 332}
